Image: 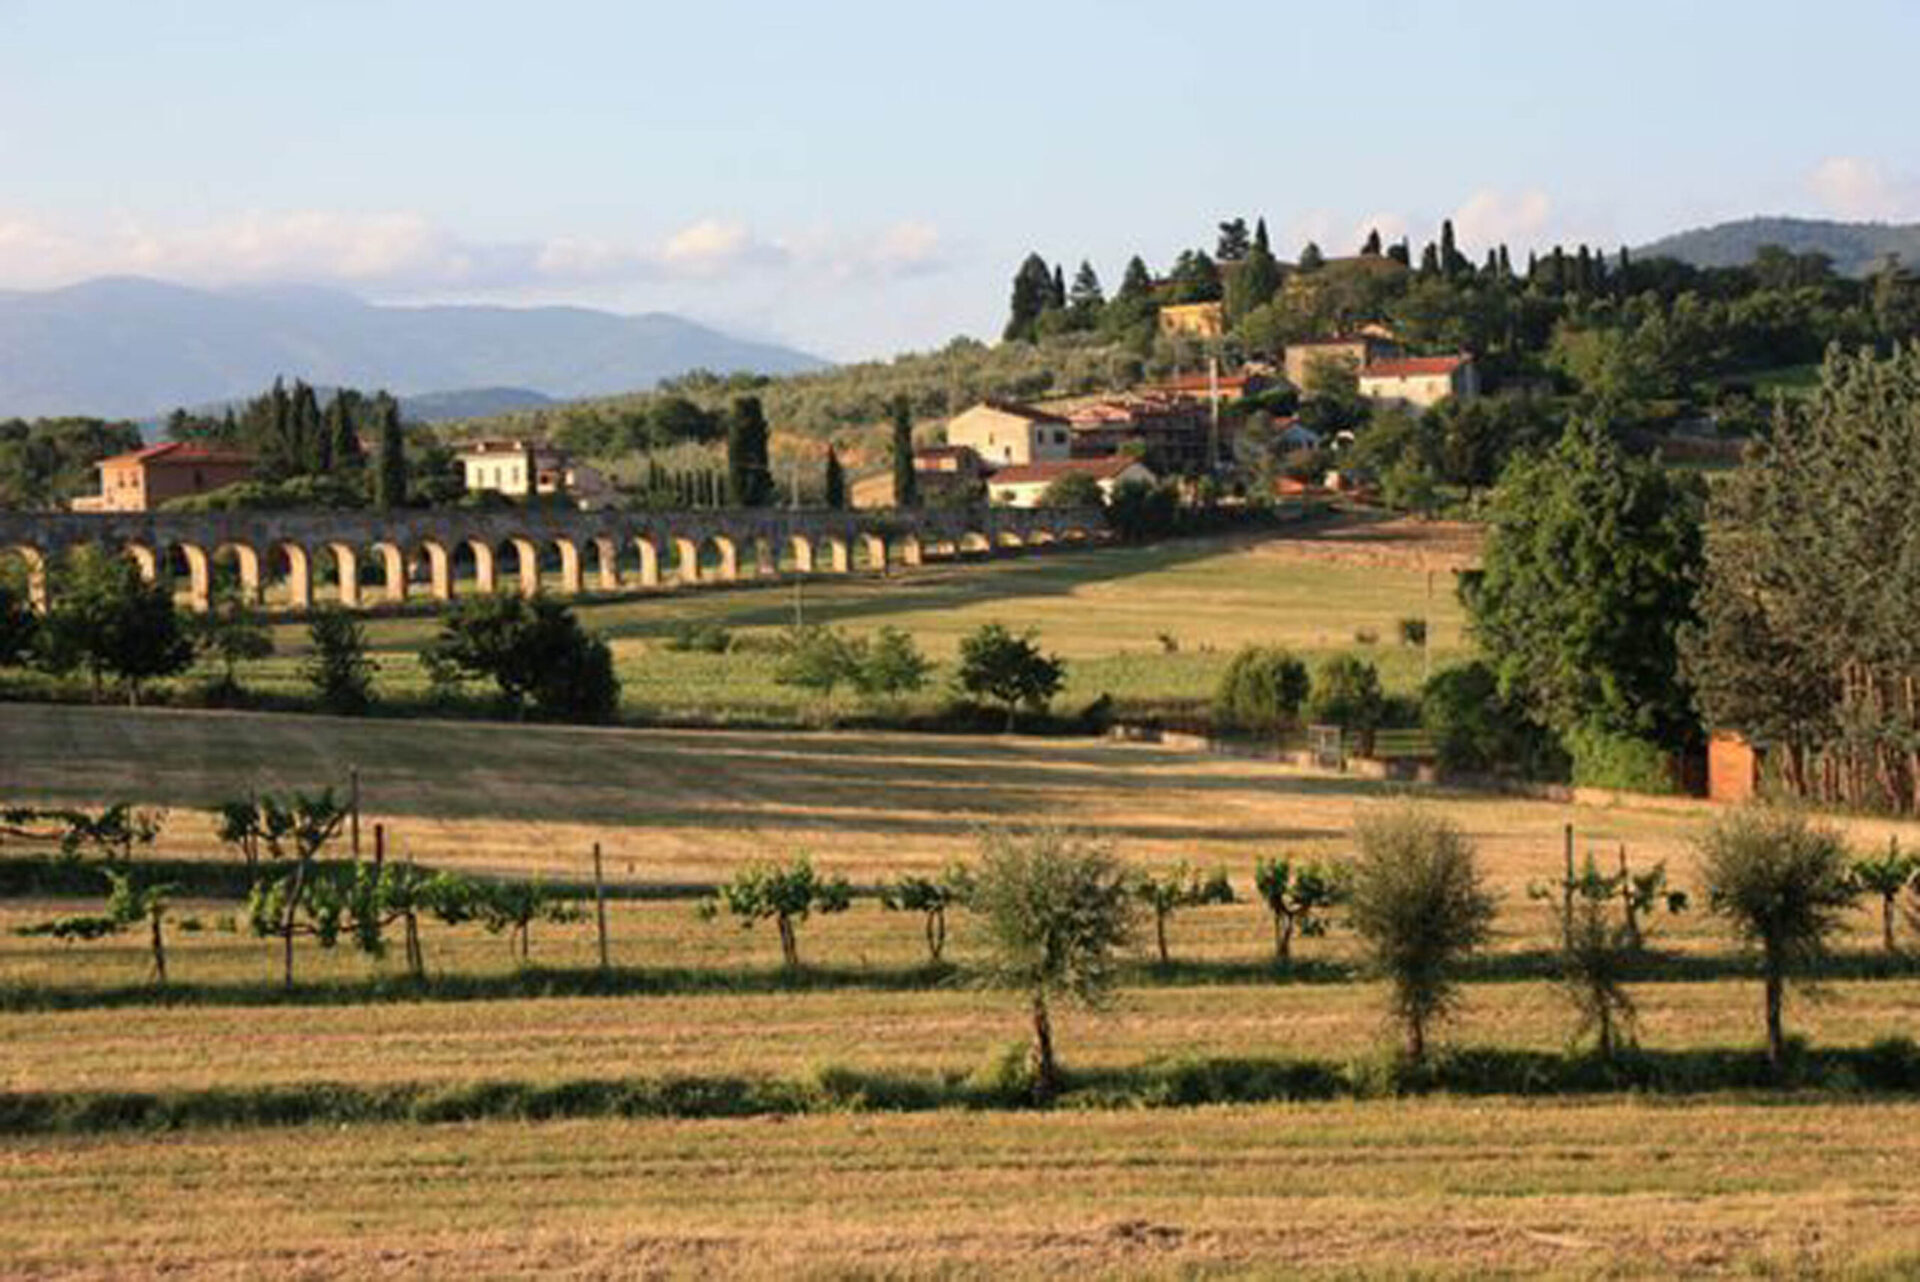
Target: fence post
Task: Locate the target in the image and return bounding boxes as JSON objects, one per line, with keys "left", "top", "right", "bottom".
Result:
{"left": 349, "top": 765, "right": 361, "bottom": 857}
{"left": 1561, "top": 822, "right": 1575, "bottom": 947}
{"left": 592, "top": 841, "right": 610, "bottom": 974}
{"left": 373, "top": 822, "right": 385, "bottom": 871}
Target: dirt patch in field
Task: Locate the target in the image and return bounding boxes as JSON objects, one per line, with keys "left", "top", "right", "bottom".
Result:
{"left": 1247, "top": 511, "right": 1483, "bottom": 572}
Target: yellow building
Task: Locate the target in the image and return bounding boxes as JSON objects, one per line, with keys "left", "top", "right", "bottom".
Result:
{"left": 943, "top": 402, "right": 1073, "bottom": 467}
{"left": 1157, "top": 301, "right": 1225, "bottom": 339}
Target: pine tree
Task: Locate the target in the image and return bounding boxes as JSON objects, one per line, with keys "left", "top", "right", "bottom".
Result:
{"left": 726, "top": 397, "right": 774, "bottom": 507}
{"left": 372, "top": 395, "right": 407, "bottom": 510}
{"left": 1216, "top": 217, "right": 1251, "bottom": 262}
{"left": 1297, "top": 242, "right": 1324, "bottom": 273}
{"left": 1004, "top": 253, "right": 1056, "bottom": 342}
{"left": 1362, "top": 228, "right": 1383, "bottom": 256}
{"left": 1226, "top": 239, "right": 1283, "bottom": 324}
{"left": 824, "top": 445, "right": 846, "bottom": 510}
{"left": 890, "top": 396, "right": 919, "bottom": 508}
{"left": 1068, "top": 260, "right": 1105, "bottom": 326}
{"left": 1117, "top": 256, "right": 1153, "bottom": 301}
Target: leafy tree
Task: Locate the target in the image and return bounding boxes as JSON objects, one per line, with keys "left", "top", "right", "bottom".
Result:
{"left": 1039, "top": 471, "right": 1104, "bottom": 509}
{"left": 1345, "top": 806, "right": 1497, "bottom": 1063}
{"left": 1105, "top": 478, "right": 1177, "bottom": 542}
{"left": 1166, "top": 249, "right": 1223, "bottom": 303}
{"left": 855, "top": 626, "right": 931, "bottom": 700}
{"left": 303, "top": 606, "right": 376, "bottom": 715}
{"left": 422, "top": 593, "right": 619, "bottom": 722}
{"left": 1419, "top": 661, "right": 1561, "bottom": 777}
{"left": 1851, "top": 840, "right": 1916, "bottom": 956}
{"left": 1226, "top": 239, "right": 1284, "bottom": 326}
{"left": 971, "top": 827, "right": 1137, "bottom": 1101}
{"left": 1699, "top": 808, "right": 1856, "bottom": 1071}
{"left": 1253, "top": 857, "right": 1344, "bottom": 963}
{"left": 1468, "top": 418, "right": 1704, "bottom": 762}
{"left": 1307, "top": 654, "right": 1385, "bottom": 755}
{"left": 726, "top": 396, "right": 775, "bottom": 507}
{"left": 17, "top": 868, "right": 178, "bottom": 985}
{"left": 474, "top": 878, "right": 581, "bottom": 964}
{"left": 1297, "top": 241, "right": 1325, "bottom": 273}
{"left": 193, "top": 584, "right": 273, "bottom": 693}
{"left": 1683, "top": 347, "right": 1920, "bottom": 813}
{"left": 956, "top": 622, "right": 1065, "bottom": 729}
{"left": 774, "top": 624, "right": 864, "bottom": 709}
{"left": 1132, "top": 862, "right": 1232, "bottom": 963}
{"left": 372, "top": 395, "right": 408, "bottom": 510}
{"left": 1213, "top": 645, "right": 1310, "bottom": 737}
{"left": 700, "top": 856, "right": 852, "bottom": 968}
{"left": 1216, "top": 218, "right": 1251, "bottom": 262}
{"left": 241, "top": 790, "right": 348, "bottom": 989}
{"left": 879, "top": 863, "right": 974, "bottom": 964}
{"left": 1004, "top": 253, "right": 1057, "bottom": 342}
{"left": 823, "top": 445, "right": 847, "bottom": 509}
{"left": 0, "top": 581, "right": 36, "bottom": 667}
{"left": 39, "top": 547, "right": 195, "bottom": 704}
{"left": 889, "top": 396, "right": 919, "bottom": 508}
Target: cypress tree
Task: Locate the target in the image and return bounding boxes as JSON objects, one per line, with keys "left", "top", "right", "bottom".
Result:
{"left": 1388, "top": 239, "right": 1411, "bottom": 268}
{"left": 1497, "top": 245, "right": 1513, "bottom": 279}
{"left": 1049, "top": 264, "right": 1067, "bottom": 311}
{"left": 1419, "top": 243, "right": 1441, "bottom": 277}
{"left": 1004, "top": 253, "right": 1056, "bottom": 342}
{"left": 1068, "top": 260, "right": 1105, "bottom": 326}
{"left": 1439, "top": 219, "right": 1460, "bottom": 277}
{"left": 1362, "top": 228, "right": 1383, "bottom": 256}
{"left": 890, "top": 396, "right": 919, "bottom": 508}
{"left": 326, "top": 393, "right": 362, "bottom": 472}
{"left": 1253, "top": 218, "right": 1271, "bottom": 256}
{"left": 372, "top": 395, "right": 407, "bottom": 510}
{"left": 726, "top": 396, "right": 774, "bottom": 507}
{"left": 291, "top": 381, "right": 325, "bottom": 473}
{"left": 824, "top": 445, "right": 847, "bottom": 510}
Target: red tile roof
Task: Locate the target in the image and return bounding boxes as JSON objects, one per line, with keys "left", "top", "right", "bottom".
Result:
{"left": 1362, "top": 355, "right": 1470, "bottom": 378}
{"left": 98, "top": 441, "right": 255, "bottom": 469}
{"left": 988, "top": 457, "right": 1147, "bottom": 485}
{"left": 976, "top": 399, "right": 1071, "bottom": 424}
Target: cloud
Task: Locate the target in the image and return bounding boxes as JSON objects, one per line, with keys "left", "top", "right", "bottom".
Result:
{"left": 1807, "top": 157, "right": 1917, "bottom": 221}
{"left": 0, "top": 209, "right": 943, "bottom": 296}
{"left": 1448, "top": 189, "right": 1552, "bottom": 250}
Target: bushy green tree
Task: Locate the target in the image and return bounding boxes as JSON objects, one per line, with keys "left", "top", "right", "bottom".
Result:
{"left": 700, "top": 856, "right": 853, "bottom": 968}
{"left": 1468, "top": 418, "right": 1704, "bottom": 766}
{"left": 774, "top": 624, "right": 864, "bottom": 710}
{"left": 971, "top": 828, "right": 1137, "bottom": 1101}
{"left": 1345, "top": 807, "right": 1497, "bottom": 1063}
{"left": 1307, "top": 655, "right": 1385, "bottom": 755}
{"left": 1213, "top": 645, "right": 1310, "bottom": 737}
{"left": 956, "top": 622, "right": 1065, "bottom": 730}
{"left": 39, "top": 547, "right": 194, "bottom": 704}
{"left": 855, "top": 626, "right": 932, "bottom": 700}
{"left": 1105, "top": 478, "right": 1177, "bottom": 542}
{"left": 1039, "top": 471, "right": 1104, "bottom": 509}
{"left": 424, "top": 593, "right": 619, "bottom": 723}
{"left": 303, "top": 606, "right": 376, "bottom": 715}
{"left": 1419, "top": 661, "right": 1562, "bottom": 777}
{"left": 1699, "top": 809, "right": 1856, "bottom": 1071}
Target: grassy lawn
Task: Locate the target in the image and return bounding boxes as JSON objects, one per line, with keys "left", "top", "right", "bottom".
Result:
{"left": 7, "top": 1104, "right": 1920, "bottom": 1276}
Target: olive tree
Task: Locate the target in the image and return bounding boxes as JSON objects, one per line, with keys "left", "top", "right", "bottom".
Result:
{"left": 1699, "top": 808, "right": 1857, "bottom": 1071}
{"left": 1345, "top": 806, "right": 1497, "bottom": 1063}
{"left": 700, "top": 857, "right": 853, "bottom": 969}
{"left": 970, "top": 827, "right": 1137, "bottom": 1101}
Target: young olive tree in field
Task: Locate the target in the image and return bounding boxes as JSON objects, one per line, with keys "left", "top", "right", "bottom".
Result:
{"left": 1699, "top": 809, "right": 1857, "bottom": 1071}
{"left": 1345, "top": 806, "right": 1497, "bottom": 1063}
{"left": 239, "top": 790, "right": 348, "bottom": 988}
{"left": 1132, "top": 863, "right": 1233, "bottom": 964}
{"left": 1852, "top": 840, "right": 1917, "bottom": 956}
{"left": 700, "top": 857, "right": 853, "bottom": 969}
{"left": 971, "top": 827, "right": 1138, "bottom": 1101}
{"left": 16, "top": 868, "right": 178, "bottom": 985}
{"left": 1253, "top": 856, "right": 1344, "bottom": 963}
{"left": 956, "top": 622, "right": 1065, "bottom": 731}
{"left": 880, "top": 863, "right": 974, "bottom": 964}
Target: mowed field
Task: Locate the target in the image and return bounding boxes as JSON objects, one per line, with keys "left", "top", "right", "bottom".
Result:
{"left": 9, "top": 526, "right": 1920, "bottom": 1276}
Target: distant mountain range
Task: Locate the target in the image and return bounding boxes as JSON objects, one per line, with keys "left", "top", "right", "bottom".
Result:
{"left": 0, "top": 277, "right": 827, "bottom": 420}
{"left": 1638, "top": 217, "right": 1920, "bottom": 277}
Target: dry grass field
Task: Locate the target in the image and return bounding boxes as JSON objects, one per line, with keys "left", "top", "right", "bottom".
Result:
{"left": 7, "top": 525, "right": 1920, "bottom": 1276}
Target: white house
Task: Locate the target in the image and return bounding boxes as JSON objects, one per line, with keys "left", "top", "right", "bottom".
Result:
{"left": 1357, "top": 355, "right": 1480, "bottom": 409}
{"left": 944, "top": 401, "right": 1073, "bottom": 467}
{"left": 457, "top": 439, "right": 615, "bottom": 509}
{"left": 987, "top": 456, "right": 1155, "bottom": 509}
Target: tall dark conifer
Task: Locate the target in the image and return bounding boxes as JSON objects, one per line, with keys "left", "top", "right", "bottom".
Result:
{"left": 726, "top": 396, "right": 774, "bottom": 507}
{"left": 890, "top": 396, "right": 919, "bottom": 508}
{"left": 824, "top": 445, "right": 847, "bottom": 510}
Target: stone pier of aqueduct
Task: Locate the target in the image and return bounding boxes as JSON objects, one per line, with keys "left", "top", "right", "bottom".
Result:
{"left": 0, "top": 507, "right": 1108, "bottom": 612}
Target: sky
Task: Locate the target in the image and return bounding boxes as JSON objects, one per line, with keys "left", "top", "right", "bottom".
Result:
{"left": 1, "top": 0, "right": 1916, "bottom": 361}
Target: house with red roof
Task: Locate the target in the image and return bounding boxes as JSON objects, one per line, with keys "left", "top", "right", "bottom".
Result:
{"left": 1357, "top": 354, "right": 1480, "bottom": 409}
{"left": 72, "top": 441, "right": 255, "bottom": 512}
{"left": 986, "top": 456, "right": 1155, "bottom": 509}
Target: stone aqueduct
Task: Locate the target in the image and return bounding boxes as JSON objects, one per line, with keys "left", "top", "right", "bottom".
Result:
{"left": 0, "top": 506, "right": 1109, "bottom": 612}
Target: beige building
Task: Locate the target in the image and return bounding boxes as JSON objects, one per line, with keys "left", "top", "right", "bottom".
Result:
{"left": 74, "top": 441, "right": 255, "bottom": 512}
{"left": 1157, "top": 300, "right": 1225, "bottom": 339}
{"left": 943, "top": 402, "right": 1073, "bottom": 467}
{"left": 1357, "top": 355, "right": 1480, "bottom": 409}
{"left": 457, "top": 439, "right": 615, "bottom": 509}
{"left": 1283, "top": 336, "right": 1398, "bottom": 390}
{"left": 849, "top": 446, "right": 988, "bottom": 509}
{"left": 987, "top": 456, "right": 1155, "bottom": 509}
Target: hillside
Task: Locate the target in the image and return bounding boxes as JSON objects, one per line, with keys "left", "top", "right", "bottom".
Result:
{"left": 0, "top": 277, "right": 826, "bottom": 420}
{"left": 1638, "top": 216, "right": 1920, "bottom": 276}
